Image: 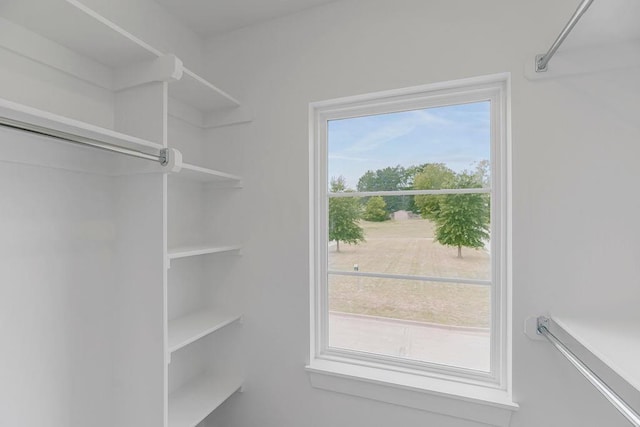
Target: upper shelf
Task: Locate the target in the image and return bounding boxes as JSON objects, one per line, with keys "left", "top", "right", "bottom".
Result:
{"left": 0, "top": 0, "right": 159, "bottom": 68}
{"left": 0, "top": 97, "right": 162, "bottom": 151}
{"left": 554, "top": 315, "right": 640, "bottom": 393}
{"left": 0, "top": 97, "right": 167, "bottom": 176}
{"left": 170, "top": 69, "right": 240, "bottom": 113}
{"left": 0, "top": 0, "right": 244, "bottom": 115}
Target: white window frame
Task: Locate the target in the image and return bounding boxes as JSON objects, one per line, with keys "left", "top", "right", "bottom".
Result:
{"left": 307, "top": 74, "right": 516, "bottom": 425}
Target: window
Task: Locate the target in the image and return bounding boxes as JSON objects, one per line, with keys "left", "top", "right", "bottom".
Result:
{"left": 308, "top": 74, "right": 514, "bottom": 419}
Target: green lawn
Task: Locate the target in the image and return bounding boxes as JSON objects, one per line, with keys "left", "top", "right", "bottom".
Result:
{"left": 328, "top": 218, "right": 491, "bottom": 327}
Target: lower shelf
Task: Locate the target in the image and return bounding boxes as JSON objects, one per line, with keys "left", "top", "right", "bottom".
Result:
{"left": 168, "top": 375, "right": 243, "bottom": 427}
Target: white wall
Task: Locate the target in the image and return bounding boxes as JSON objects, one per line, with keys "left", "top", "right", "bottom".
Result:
{"left": 203, "top": 0, "right": 640, "bottom": 426}
{"left": 0, "top": 134, "right": 117, "bottom": 426}
{"left": 0, "top": 133, "right": 166, "bottom": 427}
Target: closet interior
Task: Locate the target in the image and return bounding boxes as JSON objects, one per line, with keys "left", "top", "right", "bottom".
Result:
{"left": 0, "top": 1, "right": 247, "bottom": 426}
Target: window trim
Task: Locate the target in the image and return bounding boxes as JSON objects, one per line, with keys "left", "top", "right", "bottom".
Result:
{"left": 308, "top": 73, "right": 514, "bottom": 417}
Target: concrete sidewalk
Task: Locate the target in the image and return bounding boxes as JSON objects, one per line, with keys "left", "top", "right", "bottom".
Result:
{"left": 328, "top": 312, "right": 490, "bottom": 372}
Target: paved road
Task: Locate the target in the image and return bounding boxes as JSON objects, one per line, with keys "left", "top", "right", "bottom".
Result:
{"left": 328, "top": 312, "right": 490, "bottom": 372}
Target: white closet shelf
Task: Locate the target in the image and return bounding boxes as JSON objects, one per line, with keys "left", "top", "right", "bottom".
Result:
{"left": 0, "top": 98, "right": 163, "bottom": 151}
{"left": 177, "top": 162, "right": 242, "bottom": 183}
{"left": 0, "top": 0, "right": 160, "bottom": 68}
{"left": 554, "top": 315, "right": 640, "bottom": 393}
{"left": 168, "top": 309, "right": 241, "bottom": 354}
{"left": 0, "top": 98, "right": 167, "bottom": 176}
{"left": 168, "top": 374, "right": 243, "bottom": 427}
{"left": 1, "top": 0, "right": 244, "bottom": 115}
{"left": 169, "top": 68, "right": 240, "bottom": 113}
{"left": 167, "top": 245, "right": 242, "bottom": 261}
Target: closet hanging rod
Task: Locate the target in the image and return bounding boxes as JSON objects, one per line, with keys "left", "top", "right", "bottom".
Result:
{"left": 0, "top": 116, "right": 169, "bottom": 166}
{"left": 536, "top": 317, "right": 640, "bottom": 426}
{"left": 535, "top": 0, "right": 595, "bottom": 72}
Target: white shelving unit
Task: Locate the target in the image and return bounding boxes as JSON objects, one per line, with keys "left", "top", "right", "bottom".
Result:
{"left": 168, "top": 375, "right": 244, "bottom": 427}
{"left": 163, "top": 8, "right": 246, "bottom": 423}
{"left": 0, "top": 1, "right": 247, "bottom": 426}
{"left": 166, "top": 107, "right": 244, "bottom": 422}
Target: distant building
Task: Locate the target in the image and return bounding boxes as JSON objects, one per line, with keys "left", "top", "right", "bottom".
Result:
{"left": 393, "top": 210, "right": 410, "bottom": 220}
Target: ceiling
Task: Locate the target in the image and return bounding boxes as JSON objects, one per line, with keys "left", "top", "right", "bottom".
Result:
{"left": 154, "top": 0, "right": 339, "bottom": 38}
{"left": 153, "top": 0, "right": 640, "bottom": 45}
{"left": 155, "top": 0, "right": 640, "bottom": 44}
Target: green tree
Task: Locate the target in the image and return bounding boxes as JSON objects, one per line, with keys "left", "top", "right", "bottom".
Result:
{"left": 432, "top": 172, "right": 490, "bottom": 258}
{"left": 413, "top": 163, "right": 456, "bottom": 220}
{"left": 363, "top": 196, "right": 388, "bottom": 222}
{"left": 357, "top": 165, "right": 411, "bottom": 213}
{"left": 329, "top": 176, "right": 365, "bottom": 252}
{"left": 473, "top": 159, "right": 491, "bottom": 187}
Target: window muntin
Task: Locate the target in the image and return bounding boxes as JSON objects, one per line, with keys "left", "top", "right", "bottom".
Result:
{"left": 311, "top": 77, "right": 508, "bottom": 388}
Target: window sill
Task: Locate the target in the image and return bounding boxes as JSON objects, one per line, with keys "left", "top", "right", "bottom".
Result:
{"left": 306, "top": 359, "right": 518, "bottom": 427}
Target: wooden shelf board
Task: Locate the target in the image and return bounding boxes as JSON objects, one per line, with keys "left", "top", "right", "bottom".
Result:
{"left": 168, "top": 309, "right": 241, "bottom": 354}
{"left": 168, "top": 374, "right": 242, "bottom": 427}
{"left": 167, "top": 245, "right": 241, "bottom": 260}
{"left": 554, "top": 315, "right": 640, "bottom": 393}
{"left": 177, "top": 163, "right": 242, "bottom": 183}
{"left": 169, "top": 68, "right": 240, "bottom": 112}
{"left": 0, "top": 0, "right": 159, "bottom": 68}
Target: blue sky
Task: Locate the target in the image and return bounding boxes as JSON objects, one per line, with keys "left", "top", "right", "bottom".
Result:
{"left": 328, "top": 101, "right": 491, "bottom": 189}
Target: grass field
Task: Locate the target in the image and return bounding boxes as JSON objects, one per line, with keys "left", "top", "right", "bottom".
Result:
{"left": 328, "top": 218, "right": 491, "bottom": 327}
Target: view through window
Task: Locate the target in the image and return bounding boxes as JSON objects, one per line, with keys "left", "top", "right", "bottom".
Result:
{"left": 326, "top": 101, "right": 492, "bottom": 373}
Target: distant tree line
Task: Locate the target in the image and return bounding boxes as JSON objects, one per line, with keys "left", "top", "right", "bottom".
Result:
{"left": 329, "top": 160, "right": 490, "bottom": 257}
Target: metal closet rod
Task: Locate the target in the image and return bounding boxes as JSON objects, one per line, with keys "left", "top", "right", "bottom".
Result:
{"left": 537, "top": 317, "right": 640, "bottom": 426}
{"left": 0, "top": 116, "right": 168, "bottom": 165}
{"left": 536, "top": 0, "right": 595, "bottom": 72}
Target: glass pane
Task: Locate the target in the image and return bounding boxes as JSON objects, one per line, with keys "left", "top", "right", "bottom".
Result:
{"left": 328, "top": 275, "right": 490, "bottom": 372}
{"left": 328, "top": 195, "right": 491, "bottom": 281}
{"left": 328, "top": 101, "right": 491, "bottom": 192}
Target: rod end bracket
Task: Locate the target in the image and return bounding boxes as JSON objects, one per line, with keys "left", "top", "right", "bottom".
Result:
{"left": 537, "top": 316, "right": 550, "bottom": 334}
{"left": 160, "top": 147, "right": 183, "bottom": 172}
{"left": 525, "top": 316, "right": 548, "bottom": 341}
{"left": 535, "top": 54, "right": 548, "bottom": 73}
